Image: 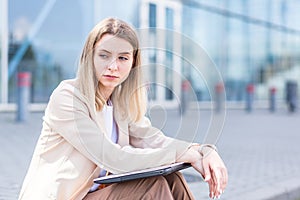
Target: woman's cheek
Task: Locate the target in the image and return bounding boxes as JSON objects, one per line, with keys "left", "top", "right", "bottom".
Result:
{"left": 94, "top": 65, "right": 105, "bottom": 80}
{"left": 120, "top": 70, "right": 131, "bottom": 83}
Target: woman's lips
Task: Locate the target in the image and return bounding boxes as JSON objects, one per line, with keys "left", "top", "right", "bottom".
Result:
{"left": 103, "top": 75, "right": 119, "bottom": 79}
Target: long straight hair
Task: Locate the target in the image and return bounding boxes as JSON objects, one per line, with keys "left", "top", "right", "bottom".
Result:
{"left": 76, "top": 17, "right": 147, "bottom": 122}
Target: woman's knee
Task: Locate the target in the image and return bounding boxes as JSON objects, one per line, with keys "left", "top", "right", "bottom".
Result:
{"left": 164, "top": 172, "right": 195, "bottom": 200}
{"left": 143, "top": 176, "right": 173, "bottom": 199}
{"left": 146, "top": 175, "right": 170, "bottom": 188}
{"left": 165, "top": 171, "right": 185, "bottom": 183}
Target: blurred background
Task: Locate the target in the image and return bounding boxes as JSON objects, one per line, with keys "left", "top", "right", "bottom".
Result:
{"left": 1, "top": 0, "right": 299, "bottom": 111}
{"left": 1, "top": 1, "right": 300, "bottom": 200}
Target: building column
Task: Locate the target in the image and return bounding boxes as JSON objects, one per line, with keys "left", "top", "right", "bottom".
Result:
{"left": 1, "top": 0, "right": 8, "bottom": 104}
{"left": 140, "top": 0, "right": 182, "bottom": 107}
{"left": 155, "top": 3, "right": 166, "bottom": 103}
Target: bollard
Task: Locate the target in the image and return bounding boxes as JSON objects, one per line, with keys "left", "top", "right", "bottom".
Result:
{"left": 215, "top": 82, "right": 225, "bottom": 113}
{"left": 16, "top": 72, "right": 31, "bottom": 122}
{"left": 269, "top": 87, "right": 276, "bottom": 112}
{"left": 286, "top": 81, "right": 298, "bottom": 113}
{"left": 179, "top": 80, "right": 190, "bottom": 115}
{"left": 246, "top": 84, "right": 254, "bottom": 112}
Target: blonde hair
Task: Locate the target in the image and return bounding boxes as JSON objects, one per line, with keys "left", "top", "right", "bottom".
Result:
{"left": 76, "top": 17, "right": 147, "bottom": 122}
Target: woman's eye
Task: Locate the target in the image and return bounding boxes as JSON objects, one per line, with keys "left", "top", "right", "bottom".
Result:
{"left": 119, "top": 56, "right": 128, "bottom": 61}
{"left": 99, "top": 54, "right": 108, "bottom": 59}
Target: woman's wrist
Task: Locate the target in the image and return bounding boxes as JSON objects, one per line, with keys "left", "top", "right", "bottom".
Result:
{"left": 198, "top": 144, "right": 217, "bottom": 158}
{"left": 189, "top": 143, "right": 218, "bottom": 158}
{"left": 177, "top": 145, "right": 201, "bottom": 163}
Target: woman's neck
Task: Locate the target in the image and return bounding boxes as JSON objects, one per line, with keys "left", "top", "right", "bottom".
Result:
{"left": 98, "top": 87, "right": 113, "bottom": 102}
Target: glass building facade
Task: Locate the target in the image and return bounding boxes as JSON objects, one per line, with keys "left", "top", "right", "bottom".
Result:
{"left": 1, "top": 0, "right": 300, "bottom": 110}
{"left": 181, "top": 0, "right": 300, "bottom": 104}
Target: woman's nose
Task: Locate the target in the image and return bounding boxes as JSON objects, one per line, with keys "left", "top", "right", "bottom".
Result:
{"left": 108, "top": 59, "right": 118, "bottom": 71}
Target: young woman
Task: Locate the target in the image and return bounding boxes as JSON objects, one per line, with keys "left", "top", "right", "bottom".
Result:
{"left": 18, "top": 17, "right": 227, "bottom": 200}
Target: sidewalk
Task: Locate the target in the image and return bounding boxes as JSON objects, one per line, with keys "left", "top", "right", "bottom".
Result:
{"left": 150, "top": 108, "right": 300, "bottom": 200}
{"left": 0, "top": 108, "right": 300, "bottom": 200}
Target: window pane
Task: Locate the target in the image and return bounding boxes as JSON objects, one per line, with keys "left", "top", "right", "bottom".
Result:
{"left": 149, "top": 3, "right": 156, "bottom": 28}
{"left": 8, "top": 0, "right": 93, "bottom": 103}
{"left": 8, "top": 0, "right": 140, "bottom": 104}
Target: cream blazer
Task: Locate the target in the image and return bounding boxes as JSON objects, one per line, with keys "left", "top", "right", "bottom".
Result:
{"left": 18, "top": 79, "right": 190, "bottom": 200}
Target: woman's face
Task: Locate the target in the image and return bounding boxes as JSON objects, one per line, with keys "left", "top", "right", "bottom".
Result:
{"left": 93, "top": 34, "right": 134, "bottom": 95}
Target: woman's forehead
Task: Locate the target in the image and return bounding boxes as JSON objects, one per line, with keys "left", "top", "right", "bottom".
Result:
{"left": 95, "top": 34, "right": 134, "bottom": 54}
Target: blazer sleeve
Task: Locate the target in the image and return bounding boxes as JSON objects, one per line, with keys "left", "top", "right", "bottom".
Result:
{"left": 44, "top": 81, "right": 176, "bottom": 174}
{"left": 129, "top": 117, "right": 191, "bottom": 161}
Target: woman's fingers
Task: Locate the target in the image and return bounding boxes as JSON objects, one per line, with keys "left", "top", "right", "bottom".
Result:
{"left": 192, "top": 147, "right": 228, "bottom": 199}
{"left": 208, "top": 179, "right": 215, "bottom": 198}
{"left": 202, "top": 151, "right": 228, "bottom": 199}
{"left": 210, "top": 166, "right": 228, "bottom": 198}
{"left": 220, "top": 167, "right": 228, "bottom": 192}
{"left": 211, "top": 166, "right": 221, "bottom": 194}
{"left": 202, "top": 159, "right": 211, "bottom": 182}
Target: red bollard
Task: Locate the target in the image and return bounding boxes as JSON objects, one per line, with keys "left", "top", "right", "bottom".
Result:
{"left": 215, "top": 82, "right": 225, "bottom": 113}
{"left": 16, "top": 72, "right": 31, "bottom": 122}
{"left": 246, "top": 84, "right": 254, "bottom": 112}
{"left": 179, "top": 80, "right": 190, "bottom": 115}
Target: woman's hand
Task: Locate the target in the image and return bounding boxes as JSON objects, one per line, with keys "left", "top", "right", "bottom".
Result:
{"left": 191, "top": 146, "right": 228, "bottom": 199}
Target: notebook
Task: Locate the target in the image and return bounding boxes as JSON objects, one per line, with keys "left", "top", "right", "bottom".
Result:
{"left": 93, "top": 162, "right": 192, "bottom": 184}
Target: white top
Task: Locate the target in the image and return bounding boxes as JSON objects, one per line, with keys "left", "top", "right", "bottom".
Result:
{"left": 90, "top": 101, "right": 118, "bottom": 192}
{"left": 102, "top": 101, "right": 118, "bottom": 143}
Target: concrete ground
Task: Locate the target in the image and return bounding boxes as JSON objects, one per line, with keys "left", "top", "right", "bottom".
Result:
{"left": 0, "top": 107, "right": 300, "bottom": 200}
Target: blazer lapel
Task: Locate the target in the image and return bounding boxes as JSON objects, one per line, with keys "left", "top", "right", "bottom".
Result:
{"left": 92, "top": 108, "right": 108, "bottom": 138}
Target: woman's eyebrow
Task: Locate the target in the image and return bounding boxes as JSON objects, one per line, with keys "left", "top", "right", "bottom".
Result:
{"left": 97, "top": 48, "right": 132, "bottom": 55}
{"left": 97, "top": 49, "right": 111, "bottom": 54}
{"left": 119, "top": 51, "right": 132, "bottom": 55}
